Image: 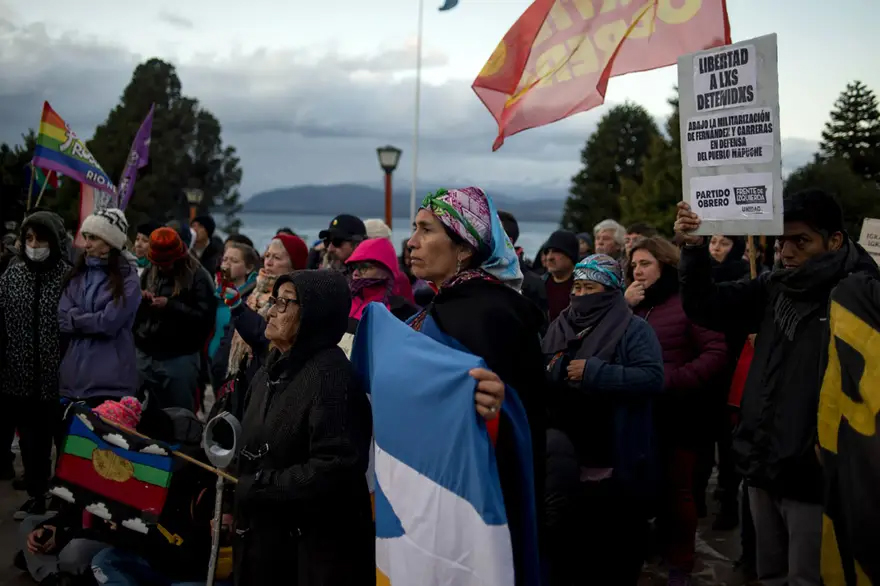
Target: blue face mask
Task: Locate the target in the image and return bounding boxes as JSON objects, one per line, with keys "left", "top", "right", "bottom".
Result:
{"left": 25, "top": 246, "right": 50, "bottom": 262}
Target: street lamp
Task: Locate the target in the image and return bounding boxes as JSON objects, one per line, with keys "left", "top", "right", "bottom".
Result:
{"left": 184, "top": 188, "right": 204, "bottom": 222}
{"left": 376, "top": 145, "right": 402, "bottom": 229}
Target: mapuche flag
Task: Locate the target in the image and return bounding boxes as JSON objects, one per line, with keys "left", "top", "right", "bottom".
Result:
{"left": 51, "top": 406, "right": 173, "bottom": 534}
{"left": 472, "top": 0, "right": 731, "bottom": 150}
{"left": 818, "top": 273, "right": 880, "bottom": 585}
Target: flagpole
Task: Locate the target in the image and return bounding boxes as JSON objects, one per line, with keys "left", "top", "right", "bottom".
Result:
{"left": 409, "top": 0, "right": 425, "bottom": 229}
{"left": 25, "top": 163, "right": 35, "bottom": 212}
{"left": 34, "top": 170, "right": 54, "bottom": 209}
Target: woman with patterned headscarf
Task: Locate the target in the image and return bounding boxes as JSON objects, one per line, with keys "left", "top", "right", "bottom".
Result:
{"left": 406, "top": 187, "right": 545, "bottom": 585}
{"left": 541, "top": 254, "right": 664, "bottom": 585}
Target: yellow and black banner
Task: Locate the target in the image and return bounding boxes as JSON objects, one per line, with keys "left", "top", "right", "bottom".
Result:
{"left": 818, "top": 273, "right": 880, "bottom": 586}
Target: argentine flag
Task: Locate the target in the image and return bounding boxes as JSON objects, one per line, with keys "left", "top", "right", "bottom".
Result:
{"left": 352, "top": 303, "right": 538, "bottom": 585}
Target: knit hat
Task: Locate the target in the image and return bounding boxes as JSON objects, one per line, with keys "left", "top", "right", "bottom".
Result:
{"left": 80, "top": 208, "right": 129, "bottom": 251}
{"left": 93, "top": 396, "right": 143, "bottom": 429}
{"left": 148, "top": 227, "right": 188, "bottom": 266}
{"left": 137, "top": 221, "right": 162, "bottom": 239}
{"left": 274, "top": 233, "right": 309, "bottom": 270}
{"left": 543, "top": 230, "right": 580, "bottom": 264}
{"left": 364, "top": 219, "right": 392, "bottom": 240}
{"left": 576, "top": 232, "right": 593, "bottom": 249}
{"left": 192, "top": 215, "right": 216, "bottom": 238}
{"left": 573, "top": 254, "right": 624, "bottom": 290}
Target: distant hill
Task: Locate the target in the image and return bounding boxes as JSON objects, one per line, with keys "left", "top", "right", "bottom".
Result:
{"left": 242, "top": 183, "right": 566, "bottom": 223}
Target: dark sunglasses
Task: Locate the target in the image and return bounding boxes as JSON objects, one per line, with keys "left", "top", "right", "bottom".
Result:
{"left": 267, "top": 296, "right": 300, "bottom": 313}
{"left": 324, "top": 237, "right": 351, "bottom": 248}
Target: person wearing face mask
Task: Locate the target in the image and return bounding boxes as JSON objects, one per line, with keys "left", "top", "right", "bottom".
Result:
{"left": 0, "top": 210, "right": 72, "bottom": 520}
{"left": 541, "top": 254, "right": 664, "bottom": 586}
{"left": 625, "top": 236, "right": 727, "bottom": 586}
{"left": 58, "top": 209, "right": 142, "bottom": 405}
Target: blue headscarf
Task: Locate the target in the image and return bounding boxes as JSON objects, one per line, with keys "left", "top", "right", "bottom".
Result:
{"left": 573, "top": 254, "right": 624, "bottom": 290}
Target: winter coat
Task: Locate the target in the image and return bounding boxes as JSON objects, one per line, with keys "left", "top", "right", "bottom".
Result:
{"left": 634, "top": 275, "right": 727, "bottom": 449}
{"left": 196, "top": 236, "right": 224, "bottom": 276}
{"left": 679, "top": 239, "right": 880, "bottom": 503}
{"left": 0, "top": 212, "right": 71, "bottom": 401}
{"left": 58, "top": 255, "right": 142, "bottom": 400}
{"left": 546, "top": 316, "right": 665, "bottom": 496}
{"left": 135, "top": 263, "right": 217, "bottom": 360}
{"left": 234, "top": 270, "right": 374, "bottom": 586}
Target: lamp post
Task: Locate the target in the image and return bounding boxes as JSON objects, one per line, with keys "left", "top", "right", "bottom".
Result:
{"left": 184, "top": 188, "right": 204, "bottom": 222}
{"left": 376, "top": 145, "right": 402, "bottom": 229}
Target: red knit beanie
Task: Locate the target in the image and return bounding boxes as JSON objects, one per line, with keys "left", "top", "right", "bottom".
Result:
{"left": 148, "top": 227, "right": 188, "bottom": 266}
{"left": 274, "top": 234, "right": 308, "bottom": 270}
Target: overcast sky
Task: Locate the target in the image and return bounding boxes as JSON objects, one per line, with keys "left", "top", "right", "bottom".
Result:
{"left": 1, "top": 0, "right": 877, "bottom": 199}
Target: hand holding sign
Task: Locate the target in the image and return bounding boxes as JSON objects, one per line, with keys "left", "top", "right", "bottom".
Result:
{"left": 674, "top": 202, "right": 704, "bottom": 246}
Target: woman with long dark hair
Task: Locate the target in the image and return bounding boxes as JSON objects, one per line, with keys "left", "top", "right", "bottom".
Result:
{"left": 134, "top": 227, "right": 216, "bottom": 411}
{"left": 59, "top": 209, "right": 141, "bottom": 404}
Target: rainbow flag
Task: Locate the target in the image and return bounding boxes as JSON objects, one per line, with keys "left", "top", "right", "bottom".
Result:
{"left": 32, "top": 102, "right": 117, "bottom": 195}
{"left": 51, "top": 406, "right": 173, "bottom": 534}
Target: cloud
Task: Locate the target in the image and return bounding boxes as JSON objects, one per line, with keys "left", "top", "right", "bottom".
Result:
{"left": 0, "top": 16, "right": 818, "bottom": 201}
{"left": 102, "top": 433, "right": 130, "bottom": 450}
{"left": 50, "top": 486, "right": 75, "bottom": 503}
{"left": 140, "top": 444, "right": 168, "bottom": 456}
{"left": 122, "top": 517, "right": 149, "bottom": 534}
{"left": 86, "top": 502, "right": 112, "bottom": 520}
{"left": 158, "top": 11, "right": 194, "bottom": 30}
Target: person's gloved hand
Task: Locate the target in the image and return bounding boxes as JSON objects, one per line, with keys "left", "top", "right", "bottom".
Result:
{"left": 215, "top": 273, "right": 241, "bottom": 308}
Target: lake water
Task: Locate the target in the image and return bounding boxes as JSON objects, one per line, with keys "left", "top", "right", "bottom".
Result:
{"left": 236, "top": 212, "right": 561, "bottom": 260}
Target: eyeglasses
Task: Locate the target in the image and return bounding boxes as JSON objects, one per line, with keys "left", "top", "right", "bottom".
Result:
{"left": 351, "top": 262, "right": 376, "bottom": 273}
{"left": 267, "top": 296, "right": 300, "bottom": 313}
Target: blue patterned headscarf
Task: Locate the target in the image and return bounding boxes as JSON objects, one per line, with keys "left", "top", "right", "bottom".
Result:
{"left": 421, "top": 187, "right": 523, "bottom": 291}
{"left": 573, "top": 254, "right": 624, "bottom": 290}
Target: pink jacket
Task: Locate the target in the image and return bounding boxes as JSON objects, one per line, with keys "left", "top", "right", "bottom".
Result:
{"left": 346, "top": 239, "right": 409, "bottom": 319}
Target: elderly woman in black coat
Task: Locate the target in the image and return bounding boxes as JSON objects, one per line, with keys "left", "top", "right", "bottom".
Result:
{"left": 233, "top": 270, "right": 373, "bottom": 585}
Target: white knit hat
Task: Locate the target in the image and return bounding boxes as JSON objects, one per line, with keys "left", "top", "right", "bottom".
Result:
{"left": 364, "top": 219, "right": 392, "bottom": 240}
{"left": 80, "top": 208, "right": 129, "bottom": 250}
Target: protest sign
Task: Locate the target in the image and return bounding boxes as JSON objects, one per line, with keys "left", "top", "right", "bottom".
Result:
{"left": 678, "top": 34, "right": 783, "bottom": 236}
{"left": 858, "top": 218, "right": 880, "bottom": 265}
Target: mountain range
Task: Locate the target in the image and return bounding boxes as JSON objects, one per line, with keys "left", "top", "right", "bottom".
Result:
{"left": 242, "top": 183, "right": 567, "bottom": 223}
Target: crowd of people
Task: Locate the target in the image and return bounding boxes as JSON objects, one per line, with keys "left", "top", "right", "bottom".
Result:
{"left": 0, "top": 184, "right": 873, "bottom": 586}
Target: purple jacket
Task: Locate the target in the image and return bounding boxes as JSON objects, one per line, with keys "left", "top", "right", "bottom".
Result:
{"left": 58, "top": 255, "right": 142, "bottom": 400}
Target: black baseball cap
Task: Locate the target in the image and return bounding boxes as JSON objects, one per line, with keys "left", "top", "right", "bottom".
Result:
{"left": 319, "top": 214, "right": 367, "bottom": 242}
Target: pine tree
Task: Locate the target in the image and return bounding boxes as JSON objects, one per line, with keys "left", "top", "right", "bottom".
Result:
{"left": 0, "top": 130, "right": 38, "bottom": 230}
{"left": 819, "top": 81, "right": 880, "bottom": 182}
{"left": 562, "top": 103, "right": 660, "bottom": 232}
{"left": 50, "top": 58, "right": 243, "bottom": 231}
{"left": 618, "top": 94, "right": 682, "bottom": 234}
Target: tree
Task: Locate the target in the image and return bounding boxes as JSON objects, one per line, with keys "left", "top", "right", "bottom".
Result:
{"left": 0, "top": 130, "right": 38, "bottom": 231}
{"left": 819, "top": 81, "right": 880, "bottom": 182}
{"left": 618, "top": 94, "right": 682, "bottom": 235}
{"left": 784, "top": 155, "right": 880, "bottom": 237}
{"left": 563, "top": 102, "right": 660, "bottom": 232}
{"left": 51, "top": 58, "right": 243, "bottom": 231}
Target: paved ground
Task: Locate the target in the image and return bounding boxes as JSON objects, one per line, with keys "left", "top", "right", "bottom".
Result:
{"left": 0, "top": 423, "right": 753, "bottom": 585}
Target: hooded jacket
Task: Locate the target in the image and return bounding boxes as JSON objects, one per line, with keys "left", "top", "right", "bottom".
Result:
{"left": 679, "top": 239, "right": 880, "bottom": 502}
{"left": 58, "top": 254, "right": 142, "bottom": 400}
{"left": 345, "top": 238, "right": 416, "bottom": 325}
{"left": 234, "top": 270, "right": 373, "bottom": 586}
{"left": 0, "top": 211, "right": 72, "bottom": 401}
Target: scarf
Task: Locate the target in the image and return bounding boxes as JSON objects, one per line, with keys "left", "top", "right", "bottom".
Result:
{"left": 350, "top": 276, "right": 394, "bottom": 320}
{"left": 638, "top": 265, "right": 679, "bottom": 311}
{"left": 768, "top": 241, "right": 857, "bottom": 341}
{"left": 227, "top": 269, "right": 278, "bottom": 376}
{"left": 409, "top": 269, "right": 498, "bottom": 332}
{"left": 542, "top": 291, "right": 632, "bottom": 361}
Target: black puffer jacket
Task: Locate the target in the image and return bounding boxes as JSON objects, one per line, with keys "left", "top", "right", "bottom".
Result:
{"left": 0, "top": 212, "right": 71, "bottom": 401}
{"left": 135, "top": 262, "right": 217, "bottom": 359}
{"left": 233, "top": 270, "right": 374, "bottom": 586}
{"left": 680, "top": 239, "right": 880, "bottom": 503}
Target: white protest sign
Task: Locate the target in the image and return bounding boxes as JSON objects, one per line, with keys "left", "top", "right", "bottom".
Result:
{"left": 686, "top": 107, "right": 775, "bottom": 167}
{"left": 858, "top": 218, "right": 880, "bottom": 265}
{"left": 678, "top": 34, "right": 783, "bottom": 236}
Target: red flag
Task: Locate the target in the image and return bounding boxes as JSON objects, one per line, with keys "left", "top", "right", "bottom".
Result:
{"left": 473, "top": 0, "right": 732, "bottom": 150}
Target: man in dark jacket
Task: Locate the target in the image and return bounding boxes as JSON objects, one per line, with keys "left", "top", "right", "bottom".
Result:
{"left": 674, "top": 189, "right": 880, "bottom": 586}
{"left": 191, "top": 215, "right": 224, "bottom": 275}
